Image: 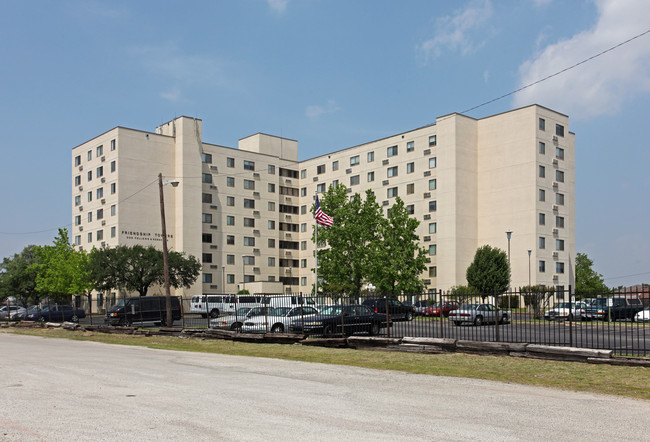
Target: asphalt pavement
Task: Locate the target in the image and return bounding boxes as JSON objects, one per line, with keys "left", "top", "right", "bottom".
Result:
{"left": 1, "top": 333, "right": 649, "bottom": 441}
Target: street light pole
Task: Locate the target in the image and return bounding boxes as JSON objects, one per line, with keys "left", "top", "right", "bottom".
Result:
{"left": 158, "top": 173, "right": 179, "bottom": 328}
{"left": 506, "top": 230, "right": 512, "bottom": 291}
{"left": 528, "top": 249, "right": 532, "bottom": 287}
{"left": 222, "top": 265, "right": 225, "bottom": 295}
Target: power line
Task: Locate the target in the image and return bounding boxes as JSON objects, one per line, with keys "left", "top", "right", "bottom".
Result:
{"left": 604, "top": 271, "right": 650, "bottom": 282}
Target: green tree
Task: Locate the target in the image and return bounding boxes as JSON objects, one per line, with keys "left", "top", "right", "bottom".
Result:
{"left": 372, "top": 197, "right": 427, "bottom": 295}
{"left": 32, "top": 228, "right": 92, "bottom": 302}
{"left": 520, "top": 284, "right": 555, "bottom": 319}
{"left": 575, "top": 252, "right": 609, "bottom": 296}
{"left": 0, "top": 245, "right": 41, "bottom": 306}
{"left": 313, "top": 186, "right": 382, "bottom": 297}
{"left": 466, "top": 245, "right": 510, "bottom": 297}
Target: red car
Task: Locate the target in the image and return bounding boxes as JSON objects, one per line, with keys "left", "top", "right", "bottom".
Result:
{"left": 423, "top": 301, "right": 460, "bottom": 318}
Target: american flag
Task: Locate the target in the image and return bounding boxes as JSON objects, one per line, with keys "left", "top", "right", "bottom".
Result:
{"left": 314, "top": 195, "right": 334, "bottom": 227}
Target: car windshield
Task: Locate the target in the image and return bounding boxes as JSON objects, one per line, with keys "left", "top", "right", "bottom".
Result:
{"left": 555, "top": 302, "right": 572, "bottom": 308}
{"left": 268, "top": 307, "right": 291, "bottom": 316}
{"left": 113, "top": 299, "right": 126, "bottom": 308}
{"left": 27, "top": 306, "right": 39, "bottom": 313}
{"left": 247, "top": 307, "right": 267, "bottom": 316}
{"left": 319, "top": 306, "right": 341, "bottom": 316}
{"left": 233, "top": 308, "right": 252, "bottom": 316}
{"left": 459, "top": 304, "right": 477, "bottom": 310}
{"left": 431, "top": 303, "right": 440, "bottom": 308}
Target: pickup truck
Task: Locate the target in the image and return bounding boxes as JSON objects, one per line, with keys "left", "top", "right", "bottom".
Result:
{"left": 584, "top": 297, "right": 644, "bottom": 321}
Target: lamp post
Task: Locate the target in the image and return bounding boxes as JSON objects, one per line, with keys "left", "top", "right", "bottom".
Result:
{"left": 505, "top": 230, "right": 512, "bottom": 291}
{"left": 528, "top": 249, "right": 533, "bottom": 289}
{"left": 158, "top": 173, "right": 179, "bottom": 328}
{"left": 221, "top": 265, "right": 225, "bottom": 295}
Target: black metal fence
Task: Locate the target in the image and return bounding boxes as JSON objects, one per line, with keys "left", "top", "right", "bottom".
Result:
{"left": 4, "top": 287, "right": 649, "bottom": 356}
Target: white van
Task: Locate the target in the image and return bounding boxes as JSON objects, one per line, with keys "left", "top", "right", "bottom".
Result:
{"left": 265, "top": 295, "right": 318, "bottom": 309}
{"left": 190, "top": 295, "right": 267, "bottom": 318}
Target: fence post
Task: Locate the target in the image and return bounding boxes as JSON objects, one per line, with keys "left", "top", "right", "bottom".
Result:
{"left": 439, "top": 290, "right": 444, "bottom": 338}
{"left": 494, "top": 291, "right": 499, "bottom": 342}
{"left": 385, "top": 297, "right": 390, "bottom": 338}
{"left": 568, "top": 285, "right": 573, "bottom": 348}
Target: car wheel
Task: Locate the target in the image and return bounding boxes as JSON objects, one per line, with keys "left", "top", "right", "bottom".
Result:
{"left": 322, "top": 324, "right": 334, "bottom": 337}
{"left": 39, "top": 316, "right": 46, "bottom": 323}
{"left": 71, "top": 315, "right": 79, "bottom": 323}
{"left": 160, "top": 317, "right": 167, "bottom": 327}
{"left": 210, "top": 309, "right": 220, "bottom": 319}
{"left": 271, "top": 324, "right": 284, "bottom": 333}
{"left": 369, "top": 322, "right": 380, "bottom": 336}
{"left": 405, "top": 311, "right": 413, "bottom": 321}
{"left": 500, "top": 314, "right": 508, "bottom": 325}
{"left": 474, "top": 315, "right": 483, "bottom": 326}
{"left": 119, "top": 317, "right": 132, "bottom": 327}
{"left": 454, "top": 321, "right": 462, "bottom": 326}
{"left": 231, "top": 322, "right": 242, "bottom": 332}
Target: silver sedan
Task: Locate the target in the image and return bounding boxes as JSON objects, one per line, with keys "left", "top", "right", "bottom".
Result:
{"left": 209, "top": 306, "right": 272, "bottom": 331}
{"left": 448, "top": 303, "right": 510, "bottom": 326}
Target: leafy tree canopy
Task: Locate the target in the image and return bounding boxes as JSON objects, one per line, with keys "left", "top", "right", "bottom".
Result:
{"left": 575, "top": 252, "right": 609, "bottom": 296}
{"left": 0, "top": 245, "right": 41, "bottom": 306}
{"left": 466, "top": 245, "right": 510, "bottom": 295}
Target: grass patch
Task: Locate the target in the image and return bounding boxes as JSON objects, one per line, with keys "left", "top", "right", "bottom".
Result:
{"left": 4, "top": 327, "right": 650, "bottom": 400}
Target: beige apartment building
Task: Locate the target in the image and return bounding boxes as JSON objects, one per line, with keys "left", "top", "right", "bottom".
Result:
{"left": 72, "top": 104, "right": 575, "bottom": 306}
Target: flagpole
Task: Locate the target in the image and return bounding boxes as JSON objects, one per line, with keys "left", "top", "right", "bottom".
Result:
{"left": 315, "top": 219, "right": 318, "bottom": 298}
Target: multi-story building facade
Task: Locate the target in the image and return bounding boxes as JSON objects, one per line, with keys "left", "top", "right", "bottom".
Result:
{"left": 72, "top": 104, "right": 575, "bottom": 306}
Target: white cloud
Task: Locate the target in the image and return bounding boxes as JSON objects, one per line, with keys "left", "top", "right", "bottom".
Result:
{"left": 513, "top": 0, "right": 650, "bottom": 119}
{"left": 306, "top": 100, "right": 340, "bottom": 119}
{"left": 160, "top": 88, "right": 182, "bottom": 102}
{"left": 268, "top": 0, "right": 288, "bottom": 14}
{"left": 417, "top": 0, "right": 493, "bottom": 62}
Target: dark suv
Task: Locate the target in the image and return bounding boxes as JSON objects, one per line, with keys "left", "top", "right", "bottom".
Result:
{"left": 106, "top": 296, "right": 181, "bottom": 327}
{"left": 362, "top": 298, "right": 414, "bottom": 321}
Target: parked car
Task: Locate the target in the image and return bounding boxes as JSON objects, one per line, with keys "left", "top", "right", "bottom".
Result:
{"left": 0, "top": 305, "right": 27, "bottom": 320}
{"left": 423, "top": 301, "right": 460, "bottom": 318}
{"left": 105, "top": 296, "right": 181, "bottom": 327}
{"left": 584, "top": 297, "right": 644, "bottom": 321}
{"left": 448, "top": 303, "right": 510, "bottom": 326}
{"left": 242, "top": 306, "right": 319, "bottom": 333}
{"left": 362, "top": 298, "right": 414, "bottom": 321}
{"left": 543, "top": 302, "right": 588, "bottom": 321}
{"left": 26, "top": 305, "right": 86, "bottom": 323}
{"left": 289, "top": 305, "right": 387, "bottom": 336}
{"left": 634, "top": 309, "right": 650, "bottom": 322}
{"left": 411, "top": 300, "right": 431, "bottom": 316}
{"left": 209, "top": 306, "right": 273, "bottom": 331}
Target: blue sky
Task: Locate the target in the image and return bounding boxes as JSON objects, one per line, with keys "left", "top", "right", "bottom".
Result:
{"left": 1, "top": 0, "right": 649, "bottom": 287}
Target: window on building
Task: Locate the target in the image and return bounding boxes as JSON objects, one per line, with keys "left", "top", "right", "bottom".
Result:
{"left": 97, "top": 188, "right": 103, "bottom": 199}
{"left": 202, "top": 193, "right": 212, "bottom": 204}
{"left": 226, "top": 177, "right": 235, "bottom": 187}
{"left": 539, "top": 165, "right": 545, "bottom": 178}
{"left": 268, "top": 164, "right": 275, "bottom": 174}
{"left": 87, "top": 150, "right": 92, "bottom": 161}
{"left": 387, "top": 145, "right": 398, "bottom": 157}
{"left": 202, "top": 253, "right": 213, "bottom": 263}
{"left": 367, "top": 171, "right": 374, "bottom": 182}
{"left": 300, "top": 205, "right": 307, "bottom": 214}
{"left": 539, "top": 142, "right": 545, "bottom": 154}
{"left": 74, "top": 175, "right": 81, "bottom": 186}
{"left": 556, "top": 239, "right": 565, "bottom": 251}
{"left": 429, "top": 244, "right": 437, "bottom": 255}
{"left": 330, "top": 160, "right": 338, "bottom": 171}
{"left": 429, "top": 222, "right": 437, "bottom": 234}
{"left": 110, "top": 183, "right": 116, "bottom": 194}
{"left": 97, "top": 209, "right": 103, "bottom": 220}
{"left": 556, "top": 216, "right": 565, "bottom": 228}
{"left": 539, "top": 237, "right": 545, "bottom": 249}
{"left": 202, "top": 173, "right": 212, "bottom": 183}
{"left": 429, "top": 179, "right": 437, "bottom": 190}
{"left": 406, "top": 183, "right": 414, "bottom": 195}
{"left": 87, "top": 212, "right": 92, "bottom": 222}
{"left": 429, "top": 157, "right": 437, "bottom": 169}
{"left": 87, "top": 232, "right": 93, "bottom": 243}
{"left": 111, "top": 205, "right": 116, "bottom": 216}
{"left": 244, "top": 237, "right": 255, "bottom": 246}
{"left": 407, "top": 162, "right": 414, "bottom": 174}
{"left": 226, "top": 196, "right": 235, "bottom": 207}
{"left": 429, "top": 201, "right": 437, "bottom": 212}
{"left": 226, "top": 235, "right": 235, "bottom": 245}
{"left": 96, "top": 145, "right": 103, "bottom": 157}
{"left": 539, "top": 118, "right": 545, "bottom": 131}
{"left": 75, "top": 215, "right": 81, "bottom": 226}
{"left": 87, "top": 191, "right": 92, "bottom": 202}
{"left": 556, "top": 170, "right": 564, "bottom": 182}
{"left": 539, "top": 189, "right": 545, "bottom": 201}
{"left": 243, "top": 256, "right": 255, "bottom": 265}
{"left": 110, "top": 161, "right": 116, "bottom": 173}
{"left": 386, "top": 187, "right": 397, "bottom": 198}
{"left": 556, "top": 262, "right": 565, "bottom": 273}
{"left": 300, "top": 169, "right": 306, "bottom": 178}
{"left": 387, "top": 166, "right": 398, "bottom": 177}
{"left": 367, "top": 151, "right": 374, "bottom": 162}
{"left": 243, "top": 160, "right": 255, "bottom": 171}
{"left": 539, "top": 260, "right": 546, "bottom": 272}
{"left": 300, "top": 223, "right": 307, "bottom": 232}
{"left": 244, "top": 218, "right": 255, "bottom": 227}
{"left": 429, "top": 266, "right": 437, "bottom": 277}
{"left": 301, "top": 277, "right": 307, "bottom": 286}
{"left": 556, "top": 147, "right": 565, "bottom": 160}
{"left": 556, "top": 193, "right": 565, "bottom": 205}
{"left": 406, "top": 204, "right": 414, "bottom": 215}
{"left": 74, "top": 155, "right": 81, "bottom": 166}
{"left": 75, "top": 195, "right": 81, "bottom": 206}
{"left": 407, "top": 141, "right": 414, "bottom": 152}
{"left": 332, "top": 180, "right": 339, "bottom": 187}
{"left": 316, "top": 183, "right": 326, "bottom": 192}
{"left": 227, "top": 255, "right": 235, "bottom": 265}
{"left": 268, "top": 220, "right": 275, "bottom": 229}
{"left": 110, "top": 139, "right": 116, "bottom": 151}
{"left": 87, "top": 171, "right": 92, "bottom": 181}
{"left": 244, "top": 199, "right": 255, "bottom": 209}
{"left": 350, "top": 175, "right": 360, "bottom": 186}
{"left": 226, "top": 216, "right": 235, "bottom": 226}
{"left": 268, "top": 201, "right": 275, "bottom": 211}
{"left": 111, "top": 226, "right": 116, "bottom": 238}
{"left": 243, "top": 179, "right": 255, "bottom": 190}
{"left": 301, "top": 241, "right": 307, "bottom": 250}
{"left": 429, "top": 135, "right": 437, "bottom": 146}
{"left": 555, "top": 124, "right": 564, "bottom": 137}
{"left": 268, "top": 239, "right": 275, "bottom": 248}
{"left": 317, "top": 164, "right": 326, "bottom": 174}
{"left": 268, "top": 257, "right": 276, "bottom": 267}
{"left": 202, "top": 153, "right": 212, "bottom": 163}
{"left": 227, "top": 157, "right": 235, "bottom": 168}
{"left": 227, "top": 274, "right": 235, "bottom": 284}
{"left": 202, "top": 234, "right": 213, "bottom": 243}
{"left": 539, "top": 213, "right": 545, "bottom": 225}
{"left": 75, "top": 235, "right": 81, "bottom": 245}
{"left": 266, "top": 183, "right": 275, "bottom": 193}
{"left": 95, "top": 229, "right": 103, "bottom": 241}
{"left": 202, "top": 273, "right": 212, "bottom": 283}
